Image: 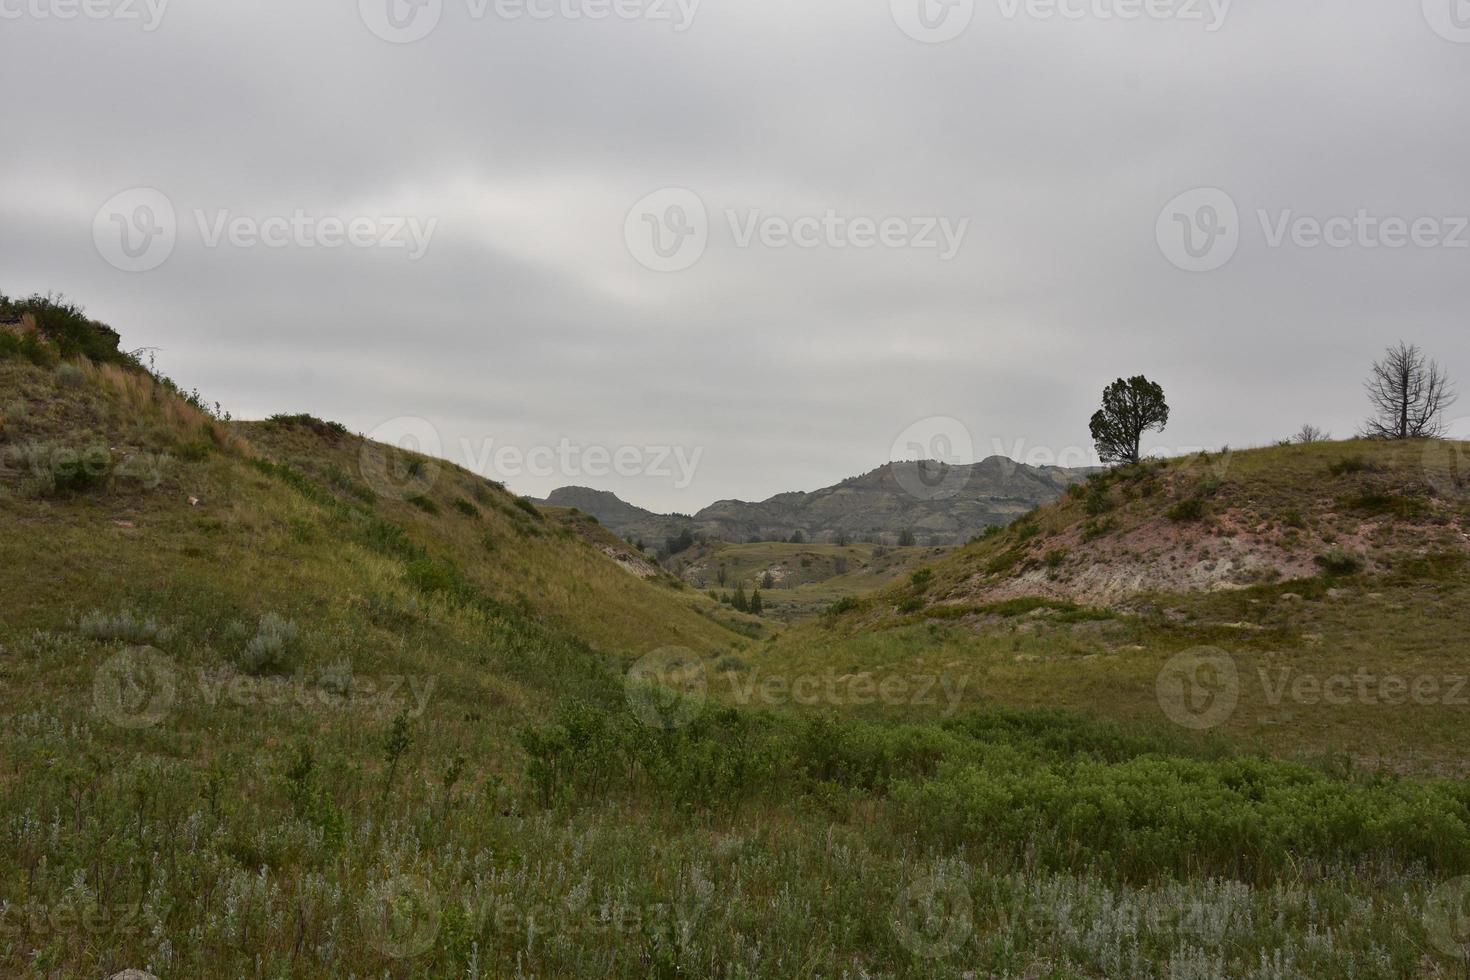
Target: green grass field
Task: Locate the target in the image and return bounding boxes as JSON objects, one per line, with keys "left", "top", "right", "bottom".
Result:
{"left": 4, "top": 306, "right": 1470, "bottom": 977}
{"left": 669, "top": 539, "right": 943, "bottom": 622}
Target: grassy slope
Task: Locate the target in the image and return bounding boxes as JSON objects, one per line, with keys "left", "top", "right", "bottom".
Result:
{"left": 3, "top": 334, "right": 1470, "bottom": 977}
{"left": 669, "top": 540, "right": 944, "bottom": 621}
{"left": 763, "top": 440, "right": 1470, "bottom": 771}
{"left": 0, "top": 357, "right": 753, "bottom": 657}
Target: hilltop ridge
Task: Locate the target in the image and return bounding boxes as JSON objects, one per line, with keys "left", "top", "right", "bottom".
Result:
{"left": 878, "top": 440, "right": 1470, "bottom": 613}
{"left": 544, "top": 455, "right": 1094, "bottom": 547}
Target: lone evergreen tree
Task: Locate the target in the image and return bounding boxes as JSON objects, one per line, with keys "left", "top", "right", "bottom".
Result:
{"left": 1089, "top": 376, "right": 1169, "bottom": 465}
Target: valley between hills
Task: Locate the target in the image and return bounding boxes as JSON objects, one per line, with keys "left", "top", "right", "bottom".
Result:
{"left": 4, "top": 295, "right": 1470, "bottom": 978}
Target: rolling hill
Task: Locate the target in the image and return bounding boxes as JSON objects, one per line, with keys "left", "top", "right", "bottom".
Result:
{"left": 545, "top": 455, "right": 1093, "bottom": 548}
{"left": 6, "top": 293, "right": 1470, "bottom": 978}
{"left": 769, "top": 439, "right": 1470, "bottom": 771}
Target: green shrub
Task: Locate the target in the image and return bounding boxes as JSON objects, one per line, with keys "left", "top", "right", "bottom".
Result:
{"left": 407, "top": 494, "right": 440, "bottom": 515}
{"left": 985, "top": 548, "right": 1024, "bottom": 576}
{"left": 239, "top": 612, "right": 299, "bottom": 674}
{"left": 54, "top": 363, "right": 85, "bottom": 387}
{"left": 896, "top": 595, "right": 925, "bottom": 614}
{"left": 265, "top": 413, "right": 348, "bottom": 438}
{"left": 15, "top": 443, "right": 112, "bottom": 495}
{"left": 1315, "top": 547, "right": 1363, "bottom": 576}
{"left": 1044, "top": 548, "right": 1068, "bottom": 570}
{"left": 75, "top": 608, "right": 174, "bottom": 645}
{"left": 1083, "top": 487, "right": 1114, "bottom": 517}
{"left": 892, "top": 751, "right": 1470, "bottom": 882}
{"left": 405, "top": 558, "right": 464, "bottom": 597}
{"left": 1329, "top": 456, "right": 1378, "bottom": 476}
{"left": 514, "top": 497, "right": 542, "bottom": 519}
{"left": 0, "top": 329, "right": 56, "bottom": 366}
{"left": 1167, "top": 497, "right": 1206, "bottom": 522}
{"left": 1341, "top": 491, "right": 1427, "bottom": 520}
{"left": 824, "top": 596, "right": 860, "bottom": 617}
{"left": 7, "top": 294, "right": 125, "bottom": 363}
{"left": 453, "top": 497, "right": 480, "bottom": 518}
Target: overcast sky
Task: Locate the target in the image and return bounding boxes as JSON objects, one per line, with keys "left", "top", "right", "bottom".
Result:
{"left": 3, "top": 0, "right": 1468, "bottom": 511}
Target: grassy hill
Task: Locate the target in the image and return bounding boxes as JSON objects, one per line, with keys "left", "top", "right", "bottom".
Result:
{"left": 910, "top": 440, "right": 1470, "bottom": 607}
{"left": 5, "top": 296, "right": 1470, "bottom": 978}
{"left": 667, "top": 539, "right": 945, "bottom": 621}
{"left": 763, "top": 440, "right": 1470, "bottom": 771}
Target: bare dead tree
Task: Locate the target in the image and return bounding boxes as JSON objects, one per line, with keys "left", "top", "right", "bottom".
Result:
{"left": 1362, "top": 342, "right": 1457, "bottom": 440}
{"left": 1299, "top": 423, "right": 1334, "bottom": 443}
{"left": 1294, "top": 424, "right": 1331, "bottom": 444}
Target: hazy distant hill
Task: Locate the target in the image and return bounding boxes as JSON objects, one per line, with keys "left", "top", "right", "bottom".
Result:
{"left": 543, "top": 456, "right": 1094, "bottom": 546}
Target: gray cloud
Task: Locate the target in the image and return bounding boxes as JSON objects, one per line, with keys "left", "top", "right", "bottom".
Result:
{"left": 2, "top": 0, "right": 1467, "bottom": 511}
